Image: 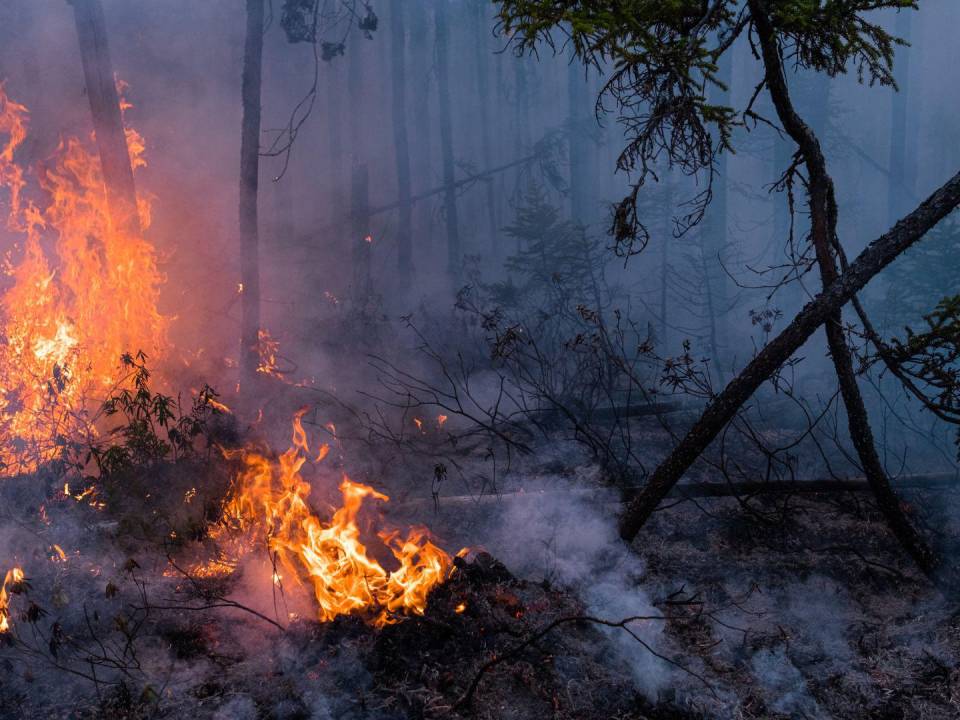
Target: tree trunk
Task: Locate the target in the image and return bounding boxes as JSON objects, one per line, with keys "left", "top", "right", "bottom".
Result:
{"left": 407, "top": 1, "right": 434, "bottom": 255}
{"left": 239, "top": 0, "right": 264, "bottom": 392}
{"left": 659, "top": 177, "right": 672, "bottom": 349}
{"left": 701, "top": 48, "right": 732, "bottom": 383}
{"left": 887, "top": 10, "right": 915, "bottom": 227}
{"left": 471, "top": 0, "right": 498, "bottom": 256}
{"left": 434, "top": 0, "right": 460, "bottom": 280}
{"left": 618, "top": 167, "right": 960, "bottom": 542}
{"left": 749, "top": 2, "right": 936, "bottom": 573}
{"left": 71, "top": 0, "right": 140, "bottom": 237}
{"left": 390, "top": 0, "right": 413, "bottom": 279}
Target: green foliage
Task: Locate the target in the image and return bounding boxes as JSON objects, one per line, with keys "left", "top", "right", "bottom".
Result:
{"left": 495, "top": 0, "right": 916, "bottom": 252}
{"left": 90, "top": 352, "right": 222, "bottom": 477}
{"left": 887, "top": 295, "right": 960, "bottom": 454}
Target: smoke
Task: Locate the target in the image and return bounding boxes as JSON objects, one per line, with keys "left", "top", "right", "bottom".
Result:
{"left": 474, "top": 483, "right": 670, "bottom": 696}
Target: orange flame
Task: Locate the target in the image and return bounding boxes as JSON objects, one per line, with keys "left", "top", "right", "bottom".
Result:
{"left": 0, "top": 566, "right": 24, "bottom": 633}
{"left": 217, "top": 413, "right": 457, "bottom": 626}
{"left": 0, "top": 83, "right": 166, "bottom": 474}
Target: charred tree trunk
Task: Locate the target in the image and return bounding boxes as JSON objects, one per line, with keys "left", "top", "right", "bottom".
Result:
{"left": 71, "top": 0, "right": 140, "bottom": 236}
{"left": 390, "top": 0, "right": 413, "bottom": 278}
{"left": 434, "top": 0, "right": 460, "bottom": 280}
{"left": 618, "top": 166, "right": 960, "bottom": 543}
{"left": 239, "top": 0, "right": 264, "bottom": 391}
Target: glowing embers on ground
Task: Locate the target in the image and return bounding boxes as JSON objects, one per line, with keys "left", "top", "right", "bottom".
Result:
{"left": 0, "top": 83, "right": 166, "bottom": 474}
{"left": 214, "top": 409, "right": 461, "bottom": 627}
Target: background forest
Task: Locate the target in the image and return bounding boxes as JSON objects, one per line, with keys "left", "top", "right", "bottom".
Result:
{"left": 0, "top": 1, "right": 958, "bottom": 718}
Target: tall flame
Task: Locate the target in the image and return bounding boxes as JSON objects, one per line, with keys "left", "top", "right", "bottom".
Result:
{"left": 218, "top": 410, "right": 456, "bottom": 626}
{"left": 0, "top": 83, "right": 166, "bottom": 474}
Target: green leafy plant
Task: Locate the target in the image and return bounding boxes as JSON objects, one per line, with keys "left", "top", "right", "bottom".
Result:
{"left": 90, "top": 352, "right": 222, "bottom": 477}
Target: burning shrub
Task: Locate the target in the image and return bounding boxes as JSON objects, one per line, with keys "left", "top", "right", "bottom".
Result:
{"left": 0, "top": 84, "right": 167, "bottom": 476}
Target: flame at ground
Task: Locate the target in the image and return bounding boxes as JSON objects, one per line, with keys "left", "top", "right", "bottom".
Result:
{"left": 217, "top": 410, "right": 459, "bottom": 627}
{"left": 0, "top": 566, "right": 25, "bottom": 633}
{"left": 0, "top": 83, "right": 166, "bottom": 474}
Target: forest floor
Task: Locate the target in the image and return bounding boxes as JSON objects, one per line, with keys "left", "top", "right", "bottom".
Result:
{"left": 0, "top": 421, "right": 958, "bottom": 719}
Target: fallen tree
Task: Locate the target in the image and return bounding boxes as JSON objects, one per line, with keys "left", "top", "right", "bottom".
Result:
{"left": 496, "top": 0, "right": 960, "bottom": 575}
{"left": 618, "top": 169, "right": 960, "bottom": 542}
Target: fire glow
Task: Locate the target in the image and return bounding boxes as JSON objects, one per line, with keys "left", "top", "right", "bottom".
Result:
{"left": 215, "top": 409, "right": 462, "bottom": 627}
{"left": 0, "top": 83, "right": 166, "bottom": 474}
{"left": 0, "top": 566, "right": 24, "bottom": 633}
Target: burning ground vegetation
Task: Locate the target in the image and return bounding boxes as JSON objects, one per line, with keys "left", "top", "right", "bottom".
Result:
{"left": 0, "top": 23, "right": 959, "bottom": 720}
{"left": 2, "top": 397, "right": 960, "bottom": 720}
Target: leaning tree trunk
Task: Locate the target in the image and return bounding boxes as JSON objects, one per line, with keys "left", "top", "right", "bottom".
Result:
{"left": 749, "top": 3, "right": 937, "bottom": 573}
{"left": 618, "top": 166, "right": 960, "bottom": 545}
{"left": 72, "top": 0, "right": 140, "bottom": 237}
{"left": 390, "top": 0, "right": 413, "bottom": 279}
{"left": 239, "top": 0, "right": 264, "bottom": 393}
{"left": 434, "top": 0, "right": 461, "bottom": 280}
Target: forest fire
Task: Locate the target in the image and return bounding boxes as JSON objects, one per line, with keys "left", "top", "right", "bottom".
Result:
{"left": 215, "top": 409, "right": 461, "bottom": 627}
{"left": 2, "top": 1, "right": 958, "bottom": 716}
{"left": 0, "top": 84, "right": 165, "bottom": 475}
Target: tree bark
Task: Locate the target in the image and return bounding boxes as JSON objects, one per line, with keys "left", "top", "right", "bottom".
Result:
{"left": 618, "top": 166, "right": 960, "bottom": 542}
{"left": 434, "top": 0, "right": 461, "bottom": 280}
{"left": 239, "top": 0, "right": 264, "bottom": 391}
{"left": 71, "top": 0, "right": 140, "bottom": 237}
{"left": 749, "top": 1, "right": 936, "bottom": 573}
{"left": 390, "top": 0, "right": 413, "bottom": 278}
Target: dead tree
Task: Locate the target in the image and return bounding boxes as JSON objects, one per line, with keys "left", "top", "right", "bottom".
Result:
{"left": 744, "top": 1, "right": 934, "bottom": 572}
{"left": 71, "top": 0, "right": 139, "bottom": 236}
{"left": 239, "top": 0, "right": 264, "bottom": 393}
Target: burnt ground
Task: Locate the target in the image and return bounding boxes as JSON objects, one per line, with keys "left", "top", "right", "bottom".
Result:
{"left": 0, "top": 449, "right": 959, "bottom": 719}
